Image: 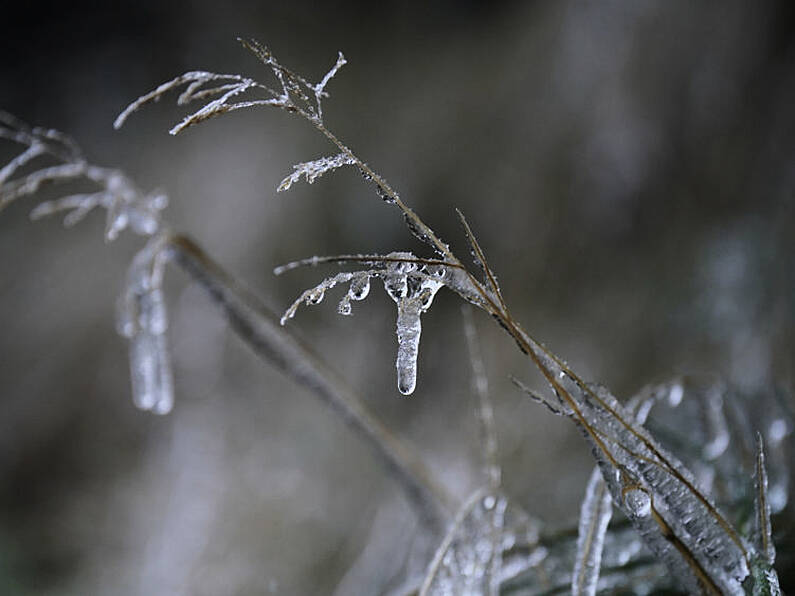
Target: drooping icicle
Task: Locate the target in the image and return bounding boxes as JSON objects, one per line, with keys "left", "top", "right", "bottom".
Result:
{"left": 117, "top": 234, "right": 174, "bottom": 414}
{"left": 383, "top": 253, "right": 443, "bottom": 395}
{"left": 277, "top": 251, "right": 448, "bottom": 395}
{"left": 395, "top": 298, "right": 422, "bottom": 395}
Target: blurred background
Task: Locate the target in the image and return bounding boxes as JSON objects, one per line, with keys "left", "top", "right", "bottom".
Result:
{"left": 1, "top": 0, "right": 793, "bottom": 593}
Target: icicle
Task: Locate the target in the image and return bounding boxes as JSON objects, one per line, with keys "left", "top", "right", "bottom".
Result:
{"left": 383, "top": 254, "right": 443, "bottom": 395}
{"left": 117, "top": 234, "right": 174, "bottom": 414}
{"left": 395, "top": 298, "right": 422, "bottom": 395}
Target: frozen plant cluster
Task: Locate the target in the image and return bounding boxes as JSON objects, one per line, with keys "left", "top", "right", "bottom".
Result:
{"left": 2, "top": 39, "right": 791, "bottom": 594}
{"left": 0, "top": 111, "right": 176, "bottom": 415}
{"left": 276, "top": 252, "right": 447, "bottom": 395}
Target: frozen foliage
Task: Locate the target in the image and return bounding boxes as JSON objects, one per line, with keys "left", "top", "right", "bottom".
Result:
{"left": 570, "top": 383, "right": 661, "bottom": 595}
{"left": 0, "top": 111, "right": 167, "bottom": 241}
{"left": 114, "top": 39, "right": 346, "bottom": 134}
{"left": 114, "top": 41, "right": 787, "bottom": 592}
{"left": 6, "top": 38, "right": 791, "bottom": 595}
{"left": 501, "top": 379, "right": 791, "bottom": 594}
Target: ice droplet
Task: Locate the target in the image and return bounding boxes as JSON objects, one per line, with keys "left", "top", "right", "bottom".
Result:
{"left": 348, "top": 276, "right": 370, "bottom": 301}
{"left": 119, "top": 236, "right": 174, "bottom": 415}
{"left": 624, "top": 488, "right": 651, "bottom": 518}
{"left": 337, "top": 295, "right": 352, "bottom": 316}
{"left": 668, "top": 383, "right": 684, "bottom": 406}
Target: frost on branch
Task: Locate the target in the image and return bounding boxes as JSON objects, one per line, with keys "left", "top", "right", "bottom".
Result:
{"left": 114, "top": 39, "right": 346, "bottom": 134}
{"left": 0, "top": 111, "right": 167, "bottom": 241}
{"left": 117, "top": 234, "right": 175, "bottom": 414}
{"left": 277, "top": 252, "right": 447, "bottom": 395}
{"left": 277, "top": 153, "right": 355, "bottom": 192}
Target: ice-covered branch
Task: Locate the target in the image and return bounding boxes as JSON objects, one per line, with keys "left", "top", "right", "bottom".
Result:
{"left": 277, "top": 153, "right": 355, "bottom": 191}
{"left": 0, "top": 114, "right": 167, "bottom": 241}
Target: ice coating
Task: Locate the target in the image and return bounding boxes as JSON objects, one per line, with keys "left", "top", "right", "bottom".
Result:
{"left": 572, "top": 467, "right": 613, "bottom": 596}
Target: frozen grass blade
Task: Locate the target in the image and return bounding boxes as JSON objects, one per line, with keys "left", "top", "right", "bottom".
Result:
{"left": 462, "top": 304, "right": 500, "bottom": 489}
{"left": 572, "top": 467, "right": 613, "bottom": 596}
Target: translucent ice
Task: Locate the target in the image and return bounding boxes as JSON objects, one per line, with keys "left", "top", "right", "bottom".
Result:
{"left": 383, "top": 254, "right": 443, "bottom": 395}
{"left": 572, "top": 468, "right": 613, "bottom": 596}
{"left": 117, "top": 235, "right": 174, "bottom": 414}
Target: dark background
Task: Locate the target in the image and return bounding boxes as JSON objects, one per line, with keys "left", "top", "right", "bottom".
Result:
{"left": 1, "top": 1, "right": 793, "bottom": 593}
